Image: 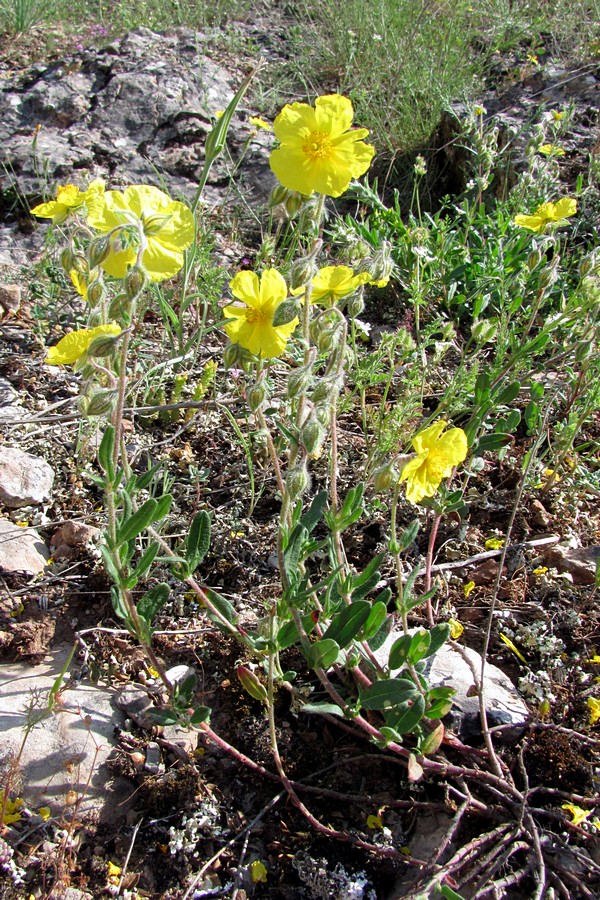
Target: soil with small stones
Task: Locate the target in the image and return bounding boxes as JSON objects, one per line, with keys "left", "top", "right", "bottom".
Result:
{"left": 2, "top": 18, "right": 600, "bottom": 900}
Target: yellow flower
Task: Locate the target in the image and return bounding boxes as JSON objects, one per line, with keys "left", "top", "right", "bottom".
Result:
{"left": 292, "top": 265, "right": 372, "bottom": 304}
{"left": 250, "top": 860, "right": 268, "bottom": 883}
{"left": 552, "top": 110, "right": 564, "bottom": 121}
{"left": 249, "top": 115, "right": 272, "bottom": 131}
{"left": 499, "top": 633, "right": 527, "bottom": 664}
{"left": 45, "top": 323, "right": 121, "bottom": 366}
{"left": 31, "top": 179, "right": 105, "bottom": 225}
{"left": 399, "top": 421, "right": 468, "bottom": 504}
{"left": 485, "top": 538, "right": 505, "bottom": 550}
{"left": 70, "top": 269, "right": 98, "bottom": 301}
{"left": 0, "top": 792, "right": 24, "bottom": 825}
{"left": 270, "top": 94, "right": 375, "bottom": 198}
{"left": 463, "top": 581, "right": 476, "bottom": 599}
{"left": 562, "top": 803, "right": 591, "bottom": 827}
{"left": 86, "top": 185, "right": 194, "bottom": 282}
{"left": 223, "top": 269, "right": 298, "bottom": 359}
{"left": 588, "top": 697, "right": 600, "bottom": 726}
{"left": 532, "top": 566, "right": 548, "bottom": 576}
{"left": 586, "top": 655, "right": 600, "bottom": 665}
{"left": 514, "top": 198, "right": 577, "bottom": 232}
{"left": 367, "top": 814, "right": 384, "bottom": 830}
{"left": 38, "top": 806, "right": 51, "bottom": 821}
{"left": 539, "top": 144, "right": 565, "bottom": 157}
{"left": 448, "top": 618, "right": 464, "bottom": 640}
{"left": 107, "top": 861, "right": 122, "bottom": 885}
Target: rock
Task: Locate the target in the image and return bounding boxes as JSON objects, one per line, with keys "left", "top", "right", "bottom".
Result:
{"left": 115, "top": 684, "right": 155, "bottom": 730}
{"left": 541, "top": 544, "right": 600, "bottom": 584}
{"left": 0, "top": 446, "right": 55, "bottom": 508}
{"left": 165, "top": 664, "right": 195, "bottom": 686}
{"left": 373, "top": 629, "right": 529, "bottom": 743}
{"left": 0, "top": 377, "right": 26, "bottom": 422}
{"left": 0, "top": 518, "right": 49, "bottom": 574}
{"left": 0, "top": 283, "right": 21, "bottom": 315}
{"left": 143, "top": 740, "right": 163, "bottom": 775}
{"left": 50, "top": 520, "right": 100, "bottom": 559}
{"left": 531, "top": 498, "right": 552, "bottom": 527}
{"left": 0, "top": 644, "right": 130, "bottom": 820}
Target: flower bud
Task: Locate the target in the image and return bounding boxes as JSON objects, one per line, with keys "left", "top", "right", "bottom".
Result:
{"left": 290, "top": 256, "right": 319, "bottom": 290}
{"left": 287, "top": 367, "right": 312, "bottom": 399}
{"left": 60, "top": 247, "right": 74, "bottom": 274}
{"left": 88, "top": 236, "right": 111, "bottom": 269}
{"left": 86, "top": 332, "right": 122, "bottom": 358}
{"left": 301, "top": 417, "right": 326, "bottom": 458}
{"left": 247, "top": 381, "right": 268, "bottom": 412}
{"left": 70, "top": 254, "right": 89, "bottom": 277}
{"left": 527, "top": 248, "right": 542, "bottom": 271}
{"left": 109, "top": 293, "right": 132, "bottom": 321}
{"left": 269, "top": 185, "right": 289, "bottom": 208}
{"left": 373, "top": 462, "right": 396, "bottom": 493}
{"left": 125, "top": 266, "right": 147, "bottom": 301}
{"left": 86, "top": 389, "right": 116, "bottom": 416}
{"left": 86, "top": 280, "right": 104, "bottom": 306}
{"left": 272, "top": 298, "right": 301, "bottom": 327}
{"left": 471, "top": 320, "right": 497, "bottom": 344}
{"left": 346, "top": 288, "right": 365, "bottom": 318}
{"left": 286, "top": 464, "right": 309, "bottom": 501}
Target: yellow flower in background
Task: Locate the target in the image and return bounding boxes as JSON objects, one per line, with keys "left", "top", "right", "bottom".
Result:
{"left": 551, "top": 110, "right": 564, "bottom": 121}
{"left": 532, "top": 566, "right": 548, "bottom": 576}
{"left": 464, "top": 580, "right": 476, "bottom": 599}
{"left": 514, "top": 198, "right": 577, "bottom": 232}
{"left": 0, "top": 792, "right": 24, "bottom": 825}
{"left": 38, "top": 806, "right": 51, "bottom": 821}
{"left": 70, "top": 269, "right": 98, "bottom": 301}
{"left": 399, "top": 421, "right": 468, "bottom": 504}
{"left": 270, "top": 94, "right": 375, "bottom": 198}
{"left": 562, "top": 803, "right": 591, "bottom": 827}
{"left": 86, "top": 184, "right": 194, "bottom": 282}
{"left": 292, "top": 265, "right": 372, "bottom": 304}
{"left": 31, "top": 179, "right": 105, "bottom": 225}
{"left": 588, "top": 697, "right": 600, "bottom": 726}
{"left": 499, "top": 633, "right": 527, "bottom": 664}
{"left": 223, "top": 269, "right": 298, "bottom": 359}
{"left": 250, "top": 860, "right": 268, "bottom": 883}
{"left": 107, "top": 861, "right": 122, "bottom": 885}
{"left": 249, "top": 115, "right": 272, "bottom": 131}
{"left": 539, "top": 144, "right": 565, "bottom": 157}
{"left": 45, "top": 323, "right": 121, "bottom": 366}
{"left": 448, "top": 618, "right": 464, "bottom": 640}
{"left": 485, "top": 538, "right": 504, "bottom": 550}
{"left": 367, "top": 814, "right": 384, "bottom": 830}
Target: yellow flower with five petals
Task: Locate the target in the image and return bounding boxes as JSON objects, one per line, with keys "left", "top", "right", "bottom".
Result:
{"left": 292, "top": 265, "right": 372, "bottom": 305}
{"left": 562, "top": 802, "right": 591, "bottom": 827}
{"left": 514, "top": 198, "right": 577, "bottom": 232}
{"left": 588, "top": 697, "right": 600, "bottom": 726}
{"left": 31, "top": 179, "right": 105, "bottom": 225}
{"left": 399, "top": 421, "right": 468, "bottom": 504}
{"left": 270, "top": 95, "right": 375, "bottom": 198}
{"left": 45, "top": 323, "right": 121, "bottom": 366}
{"left": 223, "top": 269, "right": 298, "bottom": 359}
{"left": 86, "top": 184, "right": 194, "bottom": 282}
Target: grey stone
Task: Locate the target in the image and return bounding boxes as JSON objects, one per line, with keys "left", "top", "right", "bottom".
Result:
{"left": 143, "top": 740, "right": 163, "bottom": 775}
{"left": 165, "top": 663, "right": 195, "bottom": 686}
{"left": 0, "top": 377, "right": 26, "bottom": 423}
{"left": 0, "top": 518, "right": 49, "bottom": 574}
{"left": 0, "top": 645, "right": 129, "bottom": 819}
{"left": 0, "top": 446, "right": 55, "bottom": 508}
{"left": 542, "top": 543, "right": 600, "bottom": 584}
{"left": 115, "top": 684, "right": 155, "bottom": 730}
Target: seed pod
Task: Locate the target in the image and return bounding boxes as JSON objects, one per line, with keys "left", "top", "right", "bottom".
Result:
{"left": 269, "top": 184, "right": 289, "bottom": 208}
{"left": 125, "top": 266, "right": 147, "bottom": 301}
{"left": 88, "top": 236, "right": 111, "bottom": 269}
{"left": 286, "top": 464, "right": 309, "bottom": 501}
{"left": 86, "top": 280, "right": 104, "bottom": 306}
{"left": 287, "top": 367, "right": 312, "bottom": 399}
{"left": 346, "top": 289, "right": 365, "bottom": 318}
{"left": 373, "top": 462, "right": 396, "bottom": 493}
{"left": 86, "top": 333, "right": 121, "bottom": 358}
{"left": 60, "top": 247, "right": 75, "bottom": 274}
{"left": 290, "top": 256, "right": 318, "bottom": 290}
{"left": 247, "top": 381, "right": 268, "bottom": 412}
{"left": 86, "top": 389, "right": 116, "bottom": 416}
{"left": 301, "top": 417, "right": 326, "bottom": 458}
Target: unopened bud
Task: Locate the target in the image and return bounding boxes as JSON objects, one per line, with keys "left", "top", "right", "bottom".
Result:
{"left": 290, "top": 256, "right": 318, "bottom": 290}
{"left": 346, "top": 288, "right": 365, "bottom": 318}
{"left": 272, "top": 299, "right": 300, "bottom": 327}
{"left": 86, "top": 280, "right": 104, "bottom": 306}
{"left": 86, "top": 333, "right": 122, "bottom": 358}
{"left": 109, "top": 293, "right": 132, "bottom": 321}
{"left": 286, "top": 464, "right": 309, "bottom": 501}
{"left": 373, "top": 462, "right": 396, "bottom": 493}
{"left": 86, "top": 389, "right": 116, "bottom": 416}
{"left": 310, "top": 379, "right": 339, "bottom": 406}
{"left": 247, "top": 381, "right": 268, "bottom": 411}
{"left": 269, "top": 185, "right": 289, "bottom": 208}
{"left": 125, "top": 266, "right": 147, "bottom": 300}
{"left": 287, "top": 367, "right": 312, "bottom": 398}
{"left": 88, "top": 236, "right": 111, "bottom": 269}
{"left": 284, "top": 192, "right": 304, "bottom": 217}
{"left": 538, "top": 266, "right": 557, "bottom": 290}
{"left": 301, "top": 417, "right": 326, "bottom": 458}
{"left": 60, "top": 247, "right": 74, "bottom": 273}
{"left": 528, "top": 248, "right": 542, "bottom": 271}
{"left": 70, "top": 254, "right": 89, "bottom": 277}
{"left": 368, "top": 242, "right": 394, "bottom": 283}
{"left": 471, "top": 320, "right": 497, "bottom": 344}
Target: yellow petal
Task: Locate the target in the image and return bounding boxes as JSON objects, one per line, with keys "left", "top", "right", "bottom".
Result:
{"left": 250, "top": 860, "right": 267, "bottom": 883}
{"left": 448, "top": 618, "right": 464, "bottom": 640}
{"left": 587, "top": 697, "right": 600, "bottom": 726}
{"left": 499, "top": 633, "right": 527, "bottom": 664}
{"left": 412, "top": 421, "right": 447, "bottom": 455}
{"left": 45, "top": 323, "right": 121, "bottom": 365}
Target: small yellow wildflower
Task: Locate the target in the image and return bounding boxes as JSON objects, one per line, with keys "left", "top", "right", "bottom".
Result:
{"left": 45, "top": 323, "right": 121, "bottom": 366}
{"left": 107, "top": 861, "right": 122, "bottom": 885}
{"left": 31, "top": 179, "right": 105, "bottom": 225}
{"left": 527, "top": 53, "right": 539, "bottom": 65}
{"left": 399, "top": 421, "right": 468, "bottom": 504}
{"left": 0, "top": 792, "right": 24, "bottom": 825}
{"left": 270, "top": 94, "right": 375, "bottom": 198}
{"left": 9, "top": 602, "right": 24, "bottom": 618}
{"left": 539, "top": 144, "right": 565, "bottom": 157}
{"left": 586, "top": 655, "right": 600, "bottom": 665}
{"left": 588, "top": 697, "right": 600, "bottom": 726}
{"left": 214, "top": 110, "right": 224, "bottom": 119}
{"left": 448, "top": 618, "right": 464, "bottom": 640}
{"left": 464, "top": 580, "right": 476, "bottom": 599}
{"left": 70, "top": 269, "right": 98, "bottom": 301}
{"left": 562, "top": 803, "right": 591, "bottom": 827}
{"left": 292, "top": 265, "right": 372, "bottom": 305}
{"left": 223, "top": 269, "right": 298, "bottom": 359}
{"left": 16, "top": 520, "right": 29, "bottom": 527}
{"left": 499, "top": 633, "right": 527, "bottom": 664}
{"left": 250, "top": 860, "right": 268, "bottom": 883}
{"left": 249, "top": 115, "right": 272, "bottom": 131}
{"left": 514, "top": 198, "right": 577, "bottom": 232}
{"left": 532, "top": 566, "right": 548, "bottom": 576}
{"left": 485, "top": 538, "right": 504, "bottom": 550}
{"left": 474, "top": 105, "right": 486, "bottom": 116}
{"left": 38, "top": 806, "right": 51, "bottom": 821}
{"left": 552, "top": 110, "right": 564, "bottom": 121}
{"left": 367, "top": 814, "right": 384, "bottom": 830}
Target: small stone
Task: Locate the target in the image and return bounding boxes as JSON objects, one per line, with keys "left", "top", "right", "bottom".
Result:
{"left": 0, "top": 283, "right": 21, "bottom": 314}
{"left": 0, "top": 518, "right": 49, "bottom": 574}
{"left": 165, "top": 664, "right": 195, "bottom": 686}
{"left": 0, "top": 446, "right": 55, "bottom": 508}
{"left": 143, "top": 741, "right": 163, "bottom": 775}
{"left": 51, "top": 521, "right": 101, "bottom": 558}
{"left": 542, "top": 544, "right": 600, "bottom": 584}
{"left": 531, "top": 499, "right": 552, "bottom": 527}
{"left": 115, "top": 685, "right": 155, "bottom": 730}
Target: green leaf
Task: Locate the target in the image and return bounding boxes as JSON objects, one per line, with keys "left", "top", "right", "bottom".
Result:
{"left": 283, "top": 524, "right": 308, "bottom": 579}
{"left": 134, "top": 462, "right": 164, "bottom": 492}
{"left": 360, "top": 678, "right": 418, "bottom": 710}
{"left": 306, "top": 639, "right": 340, "bottom": 670}
{"left": 398, "top": 519, "right": 419, "bottom": 551}
{"left": 123, "top": 541, "right": 160, "bottom": 589}
{"left": 494, "top": 380, "right": 521, "bottom": 406}
{"left": 300, "top": 490, "right": 327, "bottom": 534}
{"left": 359, "top": 601, "right": 388, "bottom": 641}
{"left": 116, "top": 498, "right": 159, "bottom": 546}
{"left": 524, "top": 399, "right": 539, "bottom": 433}
{"left": 420, "top": 721, "right": 445, "bottom": 755}
{"left": 299, "top": 702, "right": 345, "bottom": 717}
{"left": 474, "top": 373, "right": 490, "bottom": 407}
{"left": 368, "top": 613, "right": 393, "bottom": 651}
{"left": 110, "top": 585, "right": 129, "bottom": 622}
{"left": 425, "top": 698, "right": 454, "bottom": 719}
{"left": 137, "top": 583, "right": 170, "bottom": 625}
{"left": 439, "top": 884, "right": 467, "bottom": 900}
{"left": 154, "top": 493, "right": 173, "bottom": 521}
{"left": 474, "top": 433, "right": 511, "bottom": 454}
{"left": 276, "top": 613, "right": 318, "bottom": 650}
{"left": 427, "top": 623, "right": 451, "bottom": 657}
{"left": 101, "top": 544, "right": 122, "bottom": 586}
{"left": 237, "top": 666, "right": 267, "bottom": 703}
{"left": 408, "top": 629, "right": 431, "bottom": 664}
{"left": 322, "top": 600, "right": 372, "bottom": 648}
{"left": 389, "top": 634, "right": 412, "bottom": 670}
{"left": 190, "top": 706, "right": 211, "bottom": 725}
{"left": 98, "top": 426, "right": 116, "bottom": 481}
{"left": 386, "top": 694, "right": 425, "bottom": 734}
{"left": 186, "top": 510, "right": 211, "bottom": 570}
{"left": 204, "top": 588, "right": 239, "bottom": 630}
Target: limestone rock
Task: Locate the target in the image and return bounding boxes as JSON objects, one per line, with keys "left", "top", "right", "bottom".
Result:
{"left": 0, "top": 446, "right": 55, "bottom": 508}
{"left": 50, "top": 520, "right": 101, "bottom": 559}
{"left": 0, "top": 377, "right": 26, "bottom": 422}
{"left": 0, "top": 518, "right": 49, "bottom": 574}
{"left": 542, "top": 544, "right": 600, "bottom": 584}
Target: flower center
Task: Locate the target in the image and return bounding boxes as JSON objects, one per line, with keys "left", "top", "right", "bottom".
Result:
{"left": 302, "top": 131, "right": 333, "bottom": 161}
{"left": 245, "top": 307, "right": 270, "bottom": 327}
{"left": 424, "top": 450, "right": 447, "bottom": 482}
